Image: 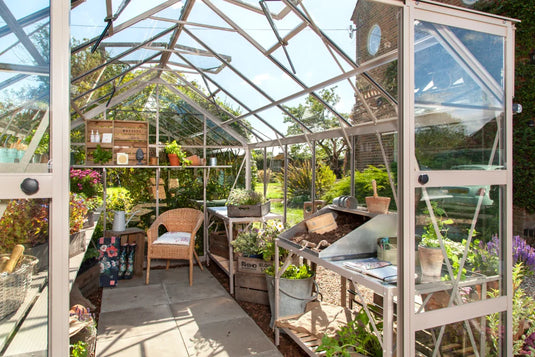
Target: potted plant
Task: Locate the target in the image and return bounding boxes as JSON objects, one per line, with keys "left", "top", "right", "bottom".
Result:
{"left": 106, "top": 190, "right": 133, "bottom": 231}
{"left": 232, "top": 220, "right": 285, "bottom": 274}
{"left": 264, "top": 262, "right": 317, "bottom": 328}
{"left": 226, "top": 188, "right": 270, "bottom": 217}
{"left": 164, "top": 140, "right": 189, "bottom": 166}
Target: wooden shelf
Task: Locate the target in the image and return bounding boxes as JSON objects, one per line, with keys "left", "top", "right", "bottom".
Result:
{"left": 85, "top": 120, "right": 148, "bottom": 165}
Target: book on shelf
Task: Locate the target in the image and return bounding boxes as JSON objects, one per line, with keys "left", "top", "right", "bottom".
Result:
{"left": 343, "top": 258, "right": 398, "bottom": 283}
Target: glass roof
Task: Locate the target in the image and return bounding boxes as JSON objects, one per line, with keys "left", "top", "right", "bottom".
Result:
{"left": 2, "top": 0, "right": 404, "bottom": 149}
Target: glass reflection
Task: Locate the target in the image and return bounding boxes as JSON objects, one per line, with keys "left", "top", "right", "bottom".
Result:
{"left": 414, "top": 21, "right": 505, "bottom": 169}
{"left": 415, "top": 312, "right": 505, "bottom": 356}
{"left": 415, "top": 185, "right": 503, "bottom": 315}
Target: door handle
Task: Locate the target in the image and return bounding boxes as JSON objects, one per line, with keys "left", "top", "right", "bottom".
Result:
{"left": 20, "top": 178, "right": 39, "bottom": 195}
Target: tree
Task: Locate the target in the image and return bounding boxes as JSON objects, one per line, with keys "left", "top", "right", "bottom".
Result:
{"left": 282, "top": 87, "right": 349, "bottom": 177}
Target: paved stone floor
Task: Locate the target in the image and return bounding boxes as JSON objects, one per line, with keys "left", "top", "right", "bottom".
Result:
{"left": 95, "top": 266, "right": 282, "bottom": 357}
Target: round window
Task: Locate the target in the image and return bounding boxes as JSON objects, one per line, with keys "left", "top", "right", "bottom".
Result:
{"left": 367, "top": 24, "right": 381, "bottom": 56}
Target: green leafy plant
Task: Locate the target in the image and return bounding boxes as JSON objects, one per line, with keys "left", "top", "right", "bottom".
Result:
{"left": 106, "top": 190, "right": 132, "bottom": 211}
{"left": 265, "top": 263, "right": 313, "bottom": 279}
{"left": 316, "top": 308, "right": 382, "bottom": 357}
{"left": 226, "top": 188, "right": 266, "bottom": 206}
{"left": 92, "top": 144, "right": 112, "bottom": 164}
{"left": 70, "top": 340, "right": 88, "bottom": 357}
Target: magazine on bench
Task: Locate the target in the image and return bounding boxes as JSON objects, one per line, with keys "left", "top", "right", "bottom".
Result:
{"left": 343, "top": 258, "right": 398, "bottom": 283}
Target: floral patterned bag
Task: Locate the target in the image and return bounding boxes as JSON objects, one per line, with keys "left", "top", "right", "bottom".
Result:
{"left": 98, "top": 236, "right": 120, "bottom": 287}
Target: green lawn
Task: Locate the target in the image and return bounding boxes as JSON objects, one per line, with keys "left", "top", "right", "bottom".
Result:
{"left": 255, "top": 182, "right": 303, "bottom": 226}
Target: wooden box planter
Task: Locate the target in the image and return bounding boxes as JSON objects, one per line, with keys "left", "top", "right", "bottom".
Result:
{"left": 85, "top": 120, "right": 148, "bottom": 165}
{"left": 235, "top": 271, "right": 269, "bottom": 305}
{"left": 227, "top": 201, "right": 270, "bottom": 218}
{"left": 209, "top": 231, "right": 234, "bottom": 260}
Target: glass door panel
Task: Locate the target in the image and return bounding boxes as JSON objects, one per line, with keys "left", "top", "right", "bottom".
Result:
{"left": 412, "top": 17, "right": 507, "bottom": 356}
{"left": 0, "top": 2, "right": 50, "bottom": 355}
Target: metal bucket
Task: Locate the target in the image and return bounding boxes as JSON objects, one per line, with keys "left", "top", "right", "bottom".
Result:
{"left": 265, "top": 274, "right": 318, "bottom": 328}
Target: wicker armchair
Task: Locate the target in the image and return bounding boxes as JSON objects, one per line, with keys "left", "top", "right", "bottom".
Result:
{"left": 146, "top": 208, "right": 204, "bottom": 286}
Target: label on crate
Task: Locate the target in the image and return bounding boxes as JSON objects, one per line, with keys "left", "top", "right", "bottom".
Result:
{"left": 238, "top": 256, "right": 271, "bottom": 273}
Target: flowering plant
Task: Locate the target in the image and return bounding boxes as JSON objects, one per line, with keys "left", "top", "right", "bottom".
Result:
{"left": 231, "top": 220, "right": 285, "bottom": 260}
{"left": 70, "top": 193, "right": 88, "bottom": 234}
{"left": 70, "top": 168, "right": 102, "bottom": 199}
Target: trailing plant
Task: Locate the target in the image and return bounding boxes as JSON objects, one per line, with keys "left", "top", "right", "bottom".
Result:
{"left": 279, "top": 161, "right": 336, "bottom": 207}
{"left": 226, "top": 188, "right": 266, "bottom": 206}
{"left": 264, "top": 263, "right": 313, "bottom": 279}
{"left": 92, "top": 144, "right": 112, "bottom": 164}
{"left": 316, "top": 308, "right": 382, "bottom": 357}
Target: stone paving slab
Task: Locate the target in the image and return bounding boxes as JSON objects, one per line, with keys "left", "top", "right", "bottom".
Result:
{"left": 95, "top": 266, "right": 281, "bottom": 357}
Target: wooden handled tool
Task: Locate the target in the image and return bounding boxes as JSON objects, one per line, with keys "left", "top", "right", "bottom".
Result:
{"left": 2, "top": 244, "right": 25, "bottom": 273}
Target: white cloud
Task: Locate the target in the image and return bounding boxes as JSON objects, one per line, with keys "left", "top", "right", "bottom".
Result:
{"left": 252, "top": 73, "right": 271, "bottom": 86}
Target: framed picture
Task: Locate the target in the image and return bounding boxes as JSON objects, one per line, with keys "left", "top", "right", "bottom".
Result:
{"left": 117, "top": 153, "right": 128, "bottom": 165}
{"left": 101, "top": 133, "right": 113, "bottom": 143}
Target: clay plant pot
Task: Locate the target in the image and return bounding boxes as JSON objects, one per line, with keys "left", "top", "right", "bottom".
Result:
{"left": 418, "top": 245, "right": 444, "bottom": 277}
{"left": 167, "top": 153, "right": 179, "bottom": 166}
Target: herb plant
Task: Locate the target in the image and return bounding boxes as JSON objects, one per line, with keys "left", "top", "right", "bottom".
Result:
{"left": 226, "top": 188, "right": 266, "bottom": 206}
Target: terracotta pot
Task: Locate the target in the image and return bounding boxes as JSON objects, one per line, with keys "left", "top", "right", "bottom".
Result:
{"left": 167, "top": 153, "right": 179, "bottom": 166}
{"left": 418, "top": 245, "right": 444, "bottom": 277}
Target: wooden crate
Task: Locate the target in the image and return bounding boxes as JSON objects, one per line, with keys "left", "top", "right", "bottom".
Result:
{"left": 85, "top": 120, "right": 148, "bottom": 165}
{"left": 227, "top": 201, "right": 271, "bottom": 217}
{"left": 237, "top": 256, "right": 271, "bottom": 274}
{"left": 209, "top": 231, "right": 233, "bottom": 260}
{"left": 235, "top": 271, "right": 269, "bottom": 305}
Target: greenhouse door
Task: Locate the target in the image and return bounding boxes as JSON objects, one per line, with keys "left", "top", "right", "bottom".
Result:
{"left": 0, "top": 1, "right": 70, "bottom": 356}
{"left": 399, "top": 2, "right": 515, "bottom": 356}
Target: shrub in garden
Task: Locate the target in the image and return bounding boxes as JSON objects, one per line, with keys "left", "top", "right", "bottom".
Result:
{"left": 321, "top": 165, "right": 394, "bottom": 208}
{"left": 257, "top": 169, "right": 273, "bottom": 184}
{"left": 70, "top": 168, "right": 102, "bottom": 199}
{"left": 279, "top": 161, "right": 336, "bottom": 207}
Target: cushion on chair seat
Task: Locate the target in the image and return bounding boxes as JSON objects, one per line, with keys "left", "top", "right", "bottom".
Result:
{"left": 153, "top": 232, "right": 191, "bottom": 245}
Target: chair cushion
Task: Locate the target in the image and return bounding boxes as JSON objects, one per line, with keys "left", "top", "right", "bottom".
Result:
{"left": 153, "top": 232, "right": 191, "bottom": 245}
